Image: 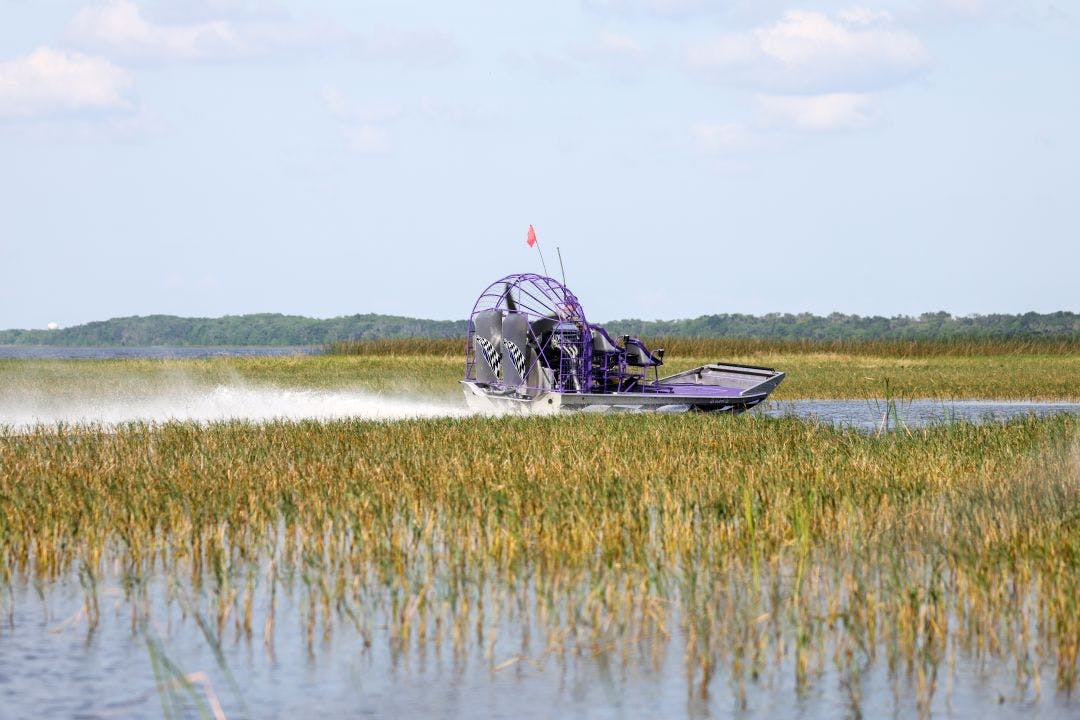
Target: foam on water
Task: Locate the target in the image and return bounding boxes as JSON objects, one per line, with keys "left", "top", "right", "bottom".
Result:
{"left": 2, "top": 385, "right": 474, "bottom": 430}
{"left": 5, "top": 386, "right": 1078, "bottom": 433}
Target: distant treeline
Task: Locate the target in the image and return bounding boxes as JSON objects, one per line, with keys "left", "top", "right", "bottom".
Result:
{"left": 2, "top": 310, "right": 1077, "bottom": 347}
{"left": 603, "top": 311, "right": 1080, "bottom": 341}
{"left": 0, "top": 313, "right": 467, "bottom": 347}
{"left": 328, "top": 337, "right": 1080, "bottom": 358}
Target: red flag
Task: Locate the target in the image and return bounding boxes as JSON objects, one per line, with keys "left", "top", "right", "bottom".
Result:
{"left": 526, "top": 224, "right": 537, "bottom": 247}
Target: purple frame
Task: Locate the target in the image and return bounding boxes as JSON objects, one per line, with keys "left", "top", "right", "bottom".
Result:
{"left": 465, "top": 273, "right": 592, "bottom": 394}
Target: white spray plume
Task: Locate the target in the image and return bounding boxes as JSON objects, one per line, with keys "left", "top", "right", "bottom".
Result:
{"left": 2, "top": 384, "right": 475, "bottom": 431}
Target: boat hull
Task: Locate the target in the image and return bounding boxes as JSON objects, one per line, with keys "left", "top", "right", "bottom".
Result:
{"left": 461, "top": 363, "right": 785, "bottom": 415}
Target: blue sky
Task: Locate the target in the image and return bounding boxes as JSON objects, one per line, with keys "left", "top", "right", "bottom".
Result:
{"left": 1, "top": 0, "right": 1077, "bottom": 328}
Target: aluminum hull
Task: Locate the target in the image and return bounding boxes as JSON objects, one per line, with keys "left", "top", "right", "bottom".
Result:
{"left": 462, "top": 362, "right": 785, "bottom": 415}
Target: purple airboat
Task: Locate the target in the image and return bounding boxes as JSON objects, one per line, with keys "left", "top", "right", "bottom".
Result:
{"left": 462, "top": 273, "right": 785, "bottom": 413}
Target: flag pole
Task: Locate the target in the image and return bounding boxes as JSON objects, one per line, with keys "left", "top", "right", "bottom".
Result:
{"left": 556, "top": 246, "right": 566, "bottom": 286}
{"left": 528, "top": 225, "right": 549, "bottom": 276}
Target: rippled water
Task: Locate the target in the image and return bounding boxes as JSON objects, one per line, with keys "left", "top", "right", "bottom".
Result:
{"left": 0, "top": 346, "right": 317, "bottom": 360}
{"left": 2, "top": 359, "right": 1077, "bottom": 717}
{"left": 2, "top": 386, "right": 1077, "bottom": 431}
{"left": 1, "top": 565, "right": 1072, "bottom": 719}
{"left": 759, "top": 399, "right": 1080, "bottom": 430}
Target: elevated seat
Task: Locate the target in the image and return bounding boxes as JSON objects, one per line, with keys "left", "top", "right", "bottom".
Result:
{"left": 623, "top": 337, "right": 663, "bottom": 367}
{"left": 590, "top": 326, "right": 619, "bottom": 353}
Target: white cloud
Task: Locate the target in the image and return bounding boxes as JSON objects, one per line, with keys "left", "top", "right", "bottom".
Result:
{"left": 0, "top": 47, "right": 133, "bottom": 119}
{"left": 757, "top": 93, "right": 880, "bottom": 132}
{"left": 692, "top": 92, "right": 881, "bottom": 153}
{"left": 66, "top": 0, "right": 340, "bottom": 63}
{"left": 687, "top": 9, "right": 929, "bottom": 92}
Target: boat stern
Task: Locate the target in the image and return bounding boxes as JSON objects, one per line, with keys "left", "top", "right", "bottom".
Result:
{"left": 461, "top": 380, "right": 563, "bottom": 415}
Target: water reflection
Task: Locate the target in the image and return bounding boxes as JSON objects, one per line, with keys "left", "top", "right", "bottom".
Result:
{"left": 1, "top": 547, "right": 1075, "bottom": 719}
{"left": 760, "top": 398, "right": 1080, "bottom": 430}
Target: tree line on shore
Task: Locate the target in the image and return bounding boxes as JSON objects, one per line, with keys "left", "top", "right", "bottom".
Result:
{"left": 1, "top": 311, "right": 1076, "bottom": 346}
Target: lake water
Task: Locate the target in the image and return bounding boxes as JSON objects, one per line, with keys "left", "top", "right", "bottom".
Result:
{"left": 1, "top": 559, "right": 1073, "bottom": 719}
{"left": 2, "top": 387, "right": 1077, "bottom": 431}
{"left": 3, "top": 346, "right": 1077, "bottom": 430}
{"left": 758, "top": 398, "right": 1080, "bottom": 430}
{"left": 2, "top": 360, "right": 1078, "bottom": 717}
{"left": 0, "top": 346, "right": 318, "bottom": 359}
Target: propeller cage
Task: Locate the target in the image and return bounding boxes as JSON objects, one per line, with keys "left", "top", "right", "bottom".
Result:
{"left": 465, "top": 273, "right": 591, "bottom": 395}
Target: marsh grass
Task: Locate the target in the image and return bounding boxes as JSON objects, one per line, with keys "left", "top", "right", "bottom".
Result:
{"left": 1, "top": 413, "right": 1077, "bottom": 714}
{"left": 0, "top": 355, "right": 462, "bottom": 395}
{"left": 325, "top": 338, "right": 1080, "bottom": 399}
{"left": 327, "top": 336, "right": 1080, "bottom": 358}
{"left": 4, "top": 345, "right": 1078, "bottom": 402}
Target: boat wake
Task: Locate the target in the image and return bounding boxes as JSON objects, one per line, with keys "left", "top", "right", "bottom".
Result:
{"left": 1, "top": 385, "right": 474, "bottom": 431}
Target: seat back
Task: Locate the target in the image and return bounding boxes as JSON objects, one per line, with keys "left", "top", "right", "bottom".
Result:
{"left": 590, "top": 326, "right": 619, "bottom": 353}
{"left": 624, "top": 337, "right": 662, "bottom": 367}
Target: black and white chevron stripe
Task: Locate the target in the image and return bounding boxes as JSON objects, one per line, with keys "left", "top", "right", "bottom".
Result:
{"left": 475, "top": 335, "right": 501, "bottom": 376}
{"left": 503, "top": 339, "right": 526, "bottom": 379}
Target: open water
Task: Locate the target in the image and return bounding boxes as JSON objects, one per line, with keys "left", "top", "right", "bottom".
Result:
{"left": 0, "top": 563, "right": 1073, "bottom": 719}
{"left": 3, "top": 345, "right": 1077, "bottom": 430}
{"left": 758, "top": 398, "right": 1080, "bottom": 430}
{"left": 1, "top": 386, "right": 1077, "bottom": 431}
{"left": 0, "top": 346, "right": 317, "bottom": 360}
{"left": 1, "top": 348, "right": 1077, "bottom": 717}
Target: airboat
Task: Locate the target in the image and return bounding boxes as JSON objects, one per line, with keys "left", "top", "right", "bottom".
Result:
{"left": 462, "top": 273, "right": 784, "bottom": 414}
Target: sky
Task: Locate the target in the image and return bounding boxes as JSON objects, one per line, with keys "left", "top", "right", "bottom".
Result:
{"left": 1, "top": 0, "right": 1077, "bottom": 329}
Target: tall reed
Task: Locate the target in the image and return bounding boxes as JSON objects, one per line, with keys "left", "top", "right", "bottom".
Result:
{"left": 325, "top": 336, "right": 1080, "bottom": 358}
{"left": 1, "top": 413, "right": 1076, "bottom": 713}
